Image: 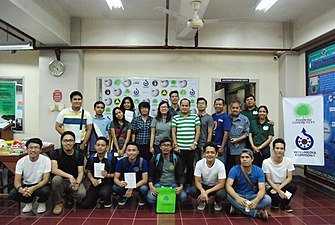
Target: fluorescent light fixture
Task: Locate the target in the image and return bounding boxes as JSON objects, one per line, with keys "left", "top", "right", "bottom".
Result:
{"left": 255, "top": 0, "right": 278, "bottom": 12}
{"left": 0, "top": 42, "right": 33, "bottom": 50}
{"left": 106, "top": 0, "right": 124, "bottom": 10}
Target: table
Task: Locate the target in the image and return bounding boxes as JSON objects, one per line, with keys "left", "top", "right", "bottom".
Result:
{"left": 0, "top": 123, "right": 13, "bottom": 140}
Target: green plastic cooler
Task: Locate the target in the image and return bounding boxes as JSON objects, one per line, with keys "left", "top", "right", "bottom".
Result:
{"left": 156, "top": 187, "right": 176, "bottom": 213}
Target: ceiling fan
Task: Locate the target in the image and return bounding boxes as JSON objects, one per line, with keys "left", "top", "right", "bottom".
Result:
{"left": 155, "top": 0, "right": 246, "bottom": 38}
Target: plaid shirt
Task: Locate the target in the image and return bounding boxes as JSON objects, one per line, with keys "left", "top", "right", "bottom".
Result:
{"left": 132, "top": 115, "right": 153, "bottom": 145}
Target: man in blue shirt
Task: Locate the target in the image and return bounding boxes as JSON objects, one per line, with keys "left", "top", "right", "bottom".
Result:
{"left": 89, "top": 101, "right": 111, "bottom": 156}
{"left": 212, "top": 98, "right": 231, "bottom": 165}
{"left": 226, "top": 149, "right": 271, "bottom": 221}
{"left": 113, "top": 142, "right": 149, "bottom": 206}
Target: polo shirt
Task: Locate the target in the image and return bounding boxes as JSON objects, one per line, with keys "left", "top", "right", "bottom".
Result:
{"left": 249, "top": 118, "right": 274, "bottom": 146}
{"left": 241, "top": 106, "right": 259, "bottom": 122}
{"left": 56, "top": 107, "right": 93, "bottom": 143}
{"left": 171, "top": 113, "right": 200, "bottom": 150}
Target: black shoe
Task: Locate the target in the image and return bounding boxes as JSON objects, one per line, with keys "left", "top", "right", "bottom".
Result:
{"left": 138, "top": 196, "right": 145, "bottom": 206}
{"left": 118, "top": 196, "right": 128, "bottom": 206}
{"left": 281, "top": 204, "right": 293, "bottom": 213}
{"left": 256, "top": 209, "right": 268, "bottom": 221}
{"left": 271, "top": 204, "right": 280, "bottom": 209}
{"left": 65, "top": 199, "right": 74, "bottom": 208}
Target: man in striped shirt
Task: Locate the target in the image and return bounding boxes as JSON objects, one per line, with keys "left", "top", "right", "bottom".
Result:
{"left": 172, "top": 98, "right": 200, "bottom": 186}
{"left": 55, "top": 91, "right": 93, "bottom": 152}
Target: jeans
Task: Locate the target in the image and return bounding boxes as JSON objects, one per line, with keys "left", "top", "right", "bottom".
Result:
{"left": 9, "top": 183, "right": 51, "bottom": 203}
{"left": 227, "top": 193, "right": 272, "bottom": 217}
{"left": 147, "top": 183, "right": 187, "bottom": 204}
{"left": 80, "top": 181, "right": 112, "bottom": 208}
{"left": 177, "top": 150, "right": 195, "bottom": 185}
{"left": 188, "top": 184, "right": 226, "bottom": 203}
{"left": 112, "top": 184, "right": 148, "bottom": 200}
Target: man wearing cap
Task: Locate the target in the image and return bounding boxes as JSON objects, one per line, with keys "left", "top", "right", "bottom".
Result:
{"left": 226, "top": 149, "right": 271, "bottom": 221}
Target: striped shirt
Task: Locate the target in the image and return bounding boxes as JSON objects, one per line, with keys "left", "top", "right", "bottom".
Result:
{"left": 56, "top": 107, "right": 93, "bottom": 143}
{"left": 171, "top": 113, "right": 200, "bottom": 150}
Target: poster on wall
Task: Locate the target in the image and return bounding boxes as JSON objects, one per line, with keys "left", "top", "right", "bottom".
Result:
{"left": 283, "top": 96, "right": 324, "bottom": 165}
{"left": 100, "top": 77, "right": 199, "bottom": 119}
{"left": 0, "top": 81, "right": 16, "bottom": 124}
{"left": 306, "top": 41, "right": 335, "bottom": 184}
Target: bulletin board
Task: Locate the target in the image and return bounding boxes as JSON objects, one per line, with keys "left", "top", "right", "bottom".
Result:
{"left": 305, "top": 41, "right": 335, "bottom": 185}
{"left": 0, "top": 78, "right": 23, "bottom": 132}
{"left": 97, "top": 77, "right": 199, "bottom": 119}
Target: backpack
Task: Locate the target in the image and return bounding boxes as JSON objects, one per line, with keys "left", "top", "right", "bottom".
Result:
{"left": 89, "top": 151, "right": 114, "bottom": 169}
{"left": 155, "top": 153, "right": 177, "bottom": 167}
{"left": 122, "top": 157, "right": 144, "bottom": 172}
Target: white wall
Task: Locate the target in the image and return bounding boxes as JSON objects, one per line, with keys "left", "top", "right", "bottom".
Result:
{"left": 0, "top": 51, "right": 39, "bottom": 139}
{"left": 84, "top": 50, "right": 280, "bottom": 136}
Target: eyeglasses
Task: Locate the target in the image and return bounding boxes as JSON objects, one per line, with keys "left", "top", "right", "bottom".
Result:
{"left": 160, "top": 144, "right": 172, "bottom": 148}
{"left": 160, "top": 106, "right": 169, "bottom": 109}
{"left": 27, "top": 146, "right": 40, "bottom": 150}
{"left": 62, "top": 139, "right": 75, "bottom": 143}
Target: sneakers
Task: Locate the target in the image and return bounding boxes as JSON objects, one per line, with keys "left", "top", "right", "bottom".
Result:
{"left": 197, "top": 202, "right": 206, "bottom": 211}
{"left": 22, "top": 203, "right": 33, "bottom": 213}
{"left": 214, "top": 201, "right": 222, "bottom": 211}
{"left": 271, "top": 204, "right": 280, "bottom": 209}
{"left": 53, "top": 202, "right": 64, "bottom": 215}
{"left": 256, "top": 209, "right": 268, "bottom": 221}
{"left": 138, "top": 196, "right": 145, "bottom": 206}
{"left": 37, "top": 202, "right": 47, "bottom": 213}
{"left": 118, "top": 196, "right": 128, "bottom": 206}
{"left": 281, "top": 204, "right": 293, "bottom": 213}
{"left": 104, "top": 201, "right": 112, "bottom": 208}
{"left": 229, "top": 205, "right": 236, "bottom": 214}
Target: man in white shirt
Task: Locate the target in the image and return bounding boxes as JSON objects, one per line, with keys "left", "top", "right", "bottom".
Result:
{"left": 9, "top": 138, "right": 51, "bottom": 213}
{"left": 188, "top": 142, "right": 226, "bottom": 211}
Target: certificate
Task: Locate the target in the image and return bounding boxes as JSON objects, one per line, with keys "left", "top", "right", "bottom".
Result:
{"left": 94, "top": 163, "right": 105, "bottom": 178}
{"left": 124, "top": 172, "right": 136, "bottom": 188}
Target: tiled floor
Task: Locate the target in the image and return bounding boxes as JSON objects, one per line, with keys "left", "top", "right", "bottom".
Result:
{"left": 1, "top": 177, "right": 335, "bottom": 225}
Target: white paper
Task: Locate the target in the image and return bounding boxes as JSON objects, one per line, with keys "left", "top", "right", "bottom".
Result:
{"left": 75, "top": 130, "right": 82, "bottom": 143}
{"left": 285, "top": 190, "right": 292, "bottom": 199}
{"left": 124, "top": 172, "right": 136, "bottom": 188}
{"left": 124, "top": 110, "right": 133, "bottom": 123}
{"left": 94, "top": 163, "right": 105, "bottom": 178}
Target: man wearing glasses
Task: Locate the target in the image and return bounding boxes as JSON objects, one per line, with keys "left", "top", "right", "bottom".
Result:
{"left": 147, "top": 137, "right": 187, "bottom": 204}
{"left": 50, "top": 131, "right": 86, "bottom": 215}
{"left": 9, "top": 138, "right": 51, "bottom": 214}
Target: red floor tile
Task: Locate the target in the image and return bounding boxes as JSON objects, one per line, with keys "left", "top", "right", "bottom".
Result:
{"left": 0, "top": 216, "right": 16, "bottom": 224}
{"left": 57, "top": 217, "right": 86, "bottom": 225}
{"left": 275, "top": 216, "right": 306, "bottom": 225}
{"left": 8, "top": 216, "right": 39, "bottom": 225}
{"left": 108, "top": 218, "right": 133, "bottom": 225}
{"left": 32, "top": 217, "right": 63, "bottom": 225}
{"left": 89, "top": 208, "right": 114, "bottom": 218}
{"left": 83, "top": 218, "right": 110, "bottom": 225}
{"left": 297, "top": 215, "right": 329, "bottom": 225}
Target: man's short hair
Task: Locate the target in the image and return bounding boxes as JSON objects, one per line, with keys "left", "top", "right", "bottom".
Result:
{"left": 273, "top": 138, "right": 286, "bottom": 149}
{"left": 139, "top": 101, "right": 150, "bottom": 111}
{"left": 214, "top": 98, "right": 225, "bottom": 105}
{"left": 230, "top": 100, "right": 242, "bottom": 108}
{"left": 61, "top": 131, "right": 75, "bottom": 141}
{"left": 203, "top": 142, "right": 218, "bottom": 152}
{"left": 240, "top": 148, "right": 253, "bottom": 158}
{"left": 70, "top": 91, "right": 83, "bottom": 101}
{"left": 25, "top": 138, "right": 43, "bottom": 148}
{"left": 244, "top": 94, "right": 255, "bottom": 103}
{"left": 197, "top": 97, "right": 207, "bottom": 105}
{"left": 94, "top": 101, "right": 105, "bottom": 108}
{"left": 126, "top": 141, "right": 139, "bottom": 150}
{"left": 159, "top": 137, "right": 173, "bottom": 146}
{"left": 169, "top": 90, "right": 179, "bottom": 98}
{"left": 180, "top": 98, "right": 190, "bottom": 106}
{"left": 96, "top": 136, "right": 109, "bottom": 146}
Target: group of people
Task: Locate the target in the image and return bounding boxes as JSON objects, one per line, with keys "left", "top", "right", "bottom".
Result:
{"left": 9, "top": 90, "right": 297, "bottom": 221}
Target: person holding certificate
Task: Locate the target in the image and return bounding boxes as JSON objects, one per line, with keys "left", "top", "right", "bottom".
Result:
{"left": 113, "top": 142, "right": 149, "bottom": 206}
{"left": 80, "top": 137, "right": 117, "bottom": 208}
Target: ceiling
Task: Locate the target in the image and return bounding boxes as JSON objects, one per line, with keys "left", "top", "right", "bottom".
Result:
{"left": 55, "top": 0, "right": 331, "bottom": 22}
{"left": 1, "top": 0, "right": 335, "bottom": 48}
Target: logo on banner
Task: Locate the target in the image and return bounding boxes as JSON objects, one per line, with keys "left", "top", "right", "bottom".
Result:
{"left": 295, "top": 128, "right": 314, "bottom": 150}
{"left": 189, "top": 89, "right": 195, "bottom": 96}
{"left": 133, "top": 88, "right": 140, "bottom": 96}
{"left": 114, "top": 98, "right": 121, "bottom": 105}
{"left": 161, "top": 89, "right": 168, "bottom": 96}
